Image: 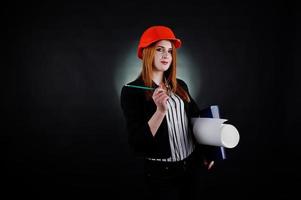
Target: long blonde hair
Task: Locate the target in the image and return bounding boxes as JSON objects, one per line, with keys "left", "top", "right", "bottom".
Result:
{"left": 140, "top": 41, "right": 190, "bottom": 102}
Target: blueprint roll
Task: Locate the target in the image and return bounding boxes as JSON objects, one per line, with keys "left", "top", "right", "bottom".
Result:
{"left": 191, "top": 118, "right": 240, "bottom": 148}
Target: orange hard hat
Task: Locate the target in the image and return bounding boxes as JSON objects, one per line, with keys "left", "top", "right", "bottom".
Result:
{"left": 137, "top": 25, "right": 182, "bottom": 59}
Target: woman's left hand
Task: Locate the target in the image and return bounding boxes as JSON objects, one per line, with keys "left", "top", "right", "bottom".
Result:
{"left": 204, "top": 160, "right": 215, "bottom": 170}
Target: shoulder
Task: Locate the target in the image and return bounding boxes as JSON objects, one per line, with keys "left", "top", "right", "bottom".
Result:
{"left": 122, "top": 77, "right": 144, "bottom": 92}
{"left": 176, "top": 78, "right": 188, "bottom": 91}
{"left": 176, "top": 78, "right": 187, "bottom": 86}
{"left": 126, "top": 77, "right": 144, "bottom": 86}
{"left": 121, "top": 77, "right": 144, "bottom": 100}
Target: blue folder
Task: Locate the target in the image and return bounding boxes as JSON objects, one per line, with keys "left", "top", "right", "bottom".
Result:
{"left": 198, "top": 105, "right": 226, "bottom": 160}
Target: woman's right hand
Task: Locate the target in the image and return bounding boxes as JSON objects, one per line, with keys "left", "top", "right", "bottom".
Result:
{"left": 152, "top": 85, "right": 169, "bottom": 114}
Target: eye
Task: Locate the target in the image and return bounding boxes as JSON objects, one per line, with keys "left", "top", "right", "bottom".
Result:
{"left": 156, "top": 47, "right": 163, "bottom": 52}
{"left": 168, "top": 50, "right": 172, "bottom": 54}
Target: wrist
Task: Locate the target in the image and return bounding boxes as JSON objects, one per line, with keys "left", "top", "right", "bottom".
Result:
{"left": 156, "top": 108, "right": 167, "bottom": 116}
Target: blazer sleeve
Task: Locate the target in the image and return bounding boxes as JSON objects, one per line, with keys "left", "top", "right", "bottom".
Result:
{"left": 120, "top": 85, "right": 156, "bottom": 156}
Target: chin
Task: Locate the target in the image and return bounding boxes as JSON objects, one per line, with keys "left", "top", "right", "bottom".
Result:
{"left": 154, "top": 64, "right": 171, "bottom": 72}
{"left": 161, "top": 65, "right": 171, "bottom": 71}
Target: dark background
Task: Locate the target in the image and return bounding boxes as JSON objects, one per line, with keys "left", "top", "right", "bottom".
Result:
{"left": 4, "top": 1, "right": 300, "bottom": 199}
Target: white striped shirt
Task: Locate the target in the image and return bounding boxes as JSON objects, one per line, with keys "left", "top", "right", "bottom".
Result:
{"left": 147, "top": 92, "right": 195, "bottom": 162}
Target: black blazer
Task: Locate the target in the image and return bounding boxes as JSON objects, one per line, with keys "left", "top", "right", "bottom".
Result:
{"left": 120, "top": 76, "right": 217, "bottom": 160}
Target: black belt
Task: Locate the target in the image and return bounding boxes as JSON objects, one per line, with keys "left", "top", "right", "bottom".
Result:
{"left": 144, "top": 152, "right": 197, "bottom": 175}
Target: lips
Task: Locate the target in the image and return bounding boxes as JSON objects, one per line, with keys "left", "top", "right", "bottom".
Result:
{"left": 161, "top": 61, "right": 169, "bottom": 65}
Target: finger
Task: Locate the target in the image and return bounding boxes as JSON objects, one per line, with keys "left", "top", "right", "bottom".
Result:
{"left": 161, "top": 96, "right": 169, "bottom": 105}
{"left": 154, "top": 88, "right": 165, "bottom": 95}
{"left": 157, "top": 94, "right": 169, "bottom": 104}
{"left": 154, "top": 90, "right": 168, "bottom": 99}
{"left": 208, "top": 161, "right": 214, "bottom": 170}
{"left": 159, "top": 92, "right": 169, "bottom": 100}
{"left": 153, "top": 92, "right": 167, "bottom": 102}
{"left": 153, "top": 88, "right": 164, "bottom": 97}
{"left": 153, "top": 91, "right": 165, "bottom": 101}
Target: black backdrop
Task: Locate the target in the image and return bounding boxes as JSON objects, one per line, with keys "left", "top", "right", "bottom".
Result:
{"left": 4, "top": 1, "right": 300, "bottom": 199}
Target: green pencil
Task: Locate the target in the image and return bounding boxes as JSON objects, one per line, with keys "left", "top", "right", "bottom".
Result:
{"left": 124, "top": 84, "right": 155, "bottom": 90}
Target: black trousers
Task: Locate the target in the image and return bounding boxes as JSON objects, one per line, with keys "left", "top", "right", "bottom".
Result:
{"left": 143, "top": 151, "right": 208, "bottom": 200}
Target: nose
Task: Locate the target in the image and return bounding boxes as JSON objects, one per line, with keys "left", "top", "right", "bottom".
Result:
{"left": 162, "top": 51, "right": 168, "bottom": 58}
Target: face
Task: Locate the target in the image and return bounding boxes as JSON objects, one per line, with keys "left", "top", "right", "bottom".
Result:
{"left": 153, "top": 40, "right": 173, "bottom": 72}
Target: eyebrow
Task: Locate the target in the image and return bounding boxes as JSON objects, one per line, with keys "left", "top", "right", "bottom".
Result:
{"left": 156, "top": 45, "right": 172, "bottom": 50}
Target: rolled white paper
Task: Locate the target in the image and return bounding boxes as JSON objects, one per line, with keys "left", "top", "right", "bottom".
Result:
{"left": 191, "top": 118, "right": 240, "bottom": 148}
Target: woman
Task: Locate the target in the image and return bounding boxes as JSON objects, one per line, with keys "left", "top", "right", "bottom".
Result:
{"left": 120, "top": 25, "right": 216, "bottom": 200}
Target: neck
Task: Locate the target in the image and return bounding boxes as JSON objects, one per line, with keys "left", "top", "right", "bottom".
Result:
{"left": 152, "top": 71, "right": 164, "bottom": 85}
